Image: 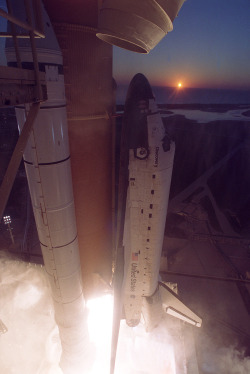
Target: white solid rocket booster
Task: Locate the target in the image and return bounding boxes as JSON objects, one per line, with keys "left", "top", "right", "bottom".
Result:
{"left": 6, "top": 2, "right": 91, "bottom": 373}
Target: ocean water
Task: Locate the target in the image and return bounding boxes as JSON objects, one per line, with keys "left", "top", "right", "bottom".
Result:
{"left": 116, "top": 84, "right": 250, "bottom": 105}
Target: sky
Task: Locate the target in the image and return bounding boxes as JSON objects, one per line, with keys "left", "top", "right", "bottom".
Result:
{"left": 113, "top": 0, "right": 250, "bottom": 90}
{"left": 1, "top": 0, "right": 249, "bottom": 89}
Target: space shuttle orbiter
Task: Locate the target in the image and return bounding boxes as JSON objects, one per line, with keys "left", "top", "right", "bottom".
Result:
{"left": 111, "top": 74, "right": 201, "bottom": 374}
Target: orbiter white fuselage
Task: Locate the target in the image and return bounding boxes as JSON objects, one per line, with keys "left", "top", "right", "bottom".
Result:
{"left": 122, "top": 98, "right": 175, "bottom": 327}
{"left": 111, "top": 74, "right": 201, "bottom": 374}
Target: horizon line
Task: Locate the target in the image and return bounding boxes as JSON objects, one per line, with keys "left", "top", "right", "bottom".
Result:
{"left": 115, "top": 82, "right": 250, "bottom": 92}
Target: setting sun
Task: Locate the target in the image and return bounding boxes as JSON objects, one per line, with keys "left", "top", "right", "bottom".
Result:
{"left": 178, "top": 82, "right": 182, "bottom": 88}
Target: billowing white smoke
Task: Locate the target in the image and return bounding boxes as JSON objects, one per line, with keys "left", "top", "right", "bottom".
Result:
{"left": 0, "top": 251, "right": 62, "bottom": 374}
{"left": 1, "top": 251, "right": 250, "bottom": 374}
{"left": 200, "top": 341, "right": 250, "bottom": 374}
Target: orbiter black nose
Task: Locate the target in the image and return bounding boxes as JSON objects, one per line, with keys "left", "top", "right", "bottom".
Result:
{"left": 126, "top": 73, "right": 154, "bottom": 103}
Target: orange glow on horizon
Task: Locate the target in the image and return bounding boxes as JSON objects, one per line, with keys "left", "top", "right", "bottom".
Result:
{"left": 178, "top": 82, "right": 182, "bottom": 88}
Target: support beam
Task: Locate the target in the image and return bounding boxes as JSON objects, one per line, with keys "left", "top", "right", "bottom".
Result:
{"left": 0, "top": 66, "right": 47, "bottom": 106}
{"left": 0, "top": 8, "right": 45, "bottom": 38}
{"left": 0, "top": 102, "right": 40, "bottom": 220}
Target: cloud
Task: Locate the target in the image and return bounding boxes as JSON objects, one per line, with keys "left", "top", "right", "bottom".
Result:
{"left": 0, "top": 251, "right": 62, "bottom": 374}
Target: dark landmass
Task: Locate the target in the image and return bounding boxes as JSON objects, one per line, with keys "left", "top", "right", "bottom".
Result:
{"left": 163, "top": 113, "right": 250, "bottom": 233}
{"left": 242, "top": 110, "right": 250, "bottom": 117}
{"left": 159, "top": 110, "right": 174, "bottom": 115}
{"left": 158, "top": 104, "right": 249, "bottom": 113}
{"left": 118, "top": 103, "right": 250, "bottom": 113}
{"left": 159, "top": 103, "right": 250, "bottom": 113}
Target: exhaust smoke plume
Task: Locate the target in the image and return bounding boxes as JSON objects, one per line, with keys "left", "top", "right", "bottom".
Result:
{"left": 0, "top": 251, "right": 62, "bottom": 374}
{"left": 0, "top": 251, "right": 250, "bottom": 374}
{"left": 199, "top": 339, "right": 250, "bottom": 374}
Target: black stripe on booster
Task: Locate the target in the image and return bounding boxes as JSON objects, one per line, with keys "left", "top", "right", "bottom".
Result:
{"left": 15, "top": 104, "right": 66, "bottom": 110}
{"left": 39, "top": 234, "right": 78, "bottom": 249}
{"left": 24, "top": 155, "right": 70, "bottom": 166}
{"left": 23, "top": 160, "right": 33, "bottom": 165}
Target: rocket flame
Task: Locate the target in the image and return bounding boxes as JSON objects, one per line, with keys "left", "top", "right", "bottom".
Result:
{"left": 87, "top": 295, "right": 177, "bottom": 374}
{"left": 87, "top": 295, "right": 113, "bottom": 373}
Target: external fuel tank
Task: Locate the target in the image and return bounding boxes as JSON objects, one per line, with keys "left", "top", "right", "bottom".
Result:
{"left": 42, "top": 0, "right": 114, "bottom": 298}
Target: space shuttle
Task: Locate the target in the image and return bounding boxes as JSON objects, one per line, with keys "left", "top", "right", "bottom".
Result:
{"left": 1, "top": 1, "right": 191, "bottom": 373}
{"left": 111, "top": 74, "right": 202, "bottom": 374}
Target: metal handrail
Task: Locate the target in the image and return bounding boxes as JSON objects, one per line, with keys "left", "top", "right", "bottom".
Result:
{"left": 6, "top": 0, "right": 22, "bottom": 67}
{"left": 0, "top": 0, "right": 46, "bottom": 219}
{"left": 0, "top": 3, "right": 45, "bottom": 38}
{"left": 0, "top": 0, "right": 45, "bottom": 101}
{"left": 0, "top": 32, "right": 41, "bottom": 38}
{"left": 24, "top": 0, "right": 43, "bottom": 101}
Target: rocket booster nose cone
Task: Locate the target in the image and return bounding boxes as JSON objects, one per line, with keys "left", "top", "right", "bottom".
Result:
{"left": 126, "top": 73, "right": 154, "bottom": 103}
{"left": 5, "top": 0, "right": 61, "bottom": 54}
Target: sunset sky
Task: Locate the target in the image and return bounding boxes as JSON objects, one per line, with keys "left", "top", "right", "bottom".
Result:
{"left": 113, "top": 0, "right": 250, "bottom": 90}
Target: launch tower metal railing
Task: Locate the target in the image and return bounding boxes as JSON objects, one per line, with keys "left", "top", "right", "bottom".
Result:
{"left": 0, "top": 0, "right": 47, "bottom": 220}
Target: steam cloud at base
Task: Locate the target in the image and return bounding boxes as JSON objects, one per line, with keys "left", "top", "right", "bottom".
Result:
{"left": 0, "top": 251, "right": 249, "bottom": 374}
